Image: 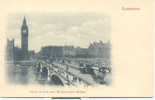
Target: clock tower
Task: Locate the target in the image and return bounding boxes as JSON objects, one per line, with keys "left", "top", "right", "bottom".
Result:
{"left": 21, "top": 17, "right": 28, "bottom": 59}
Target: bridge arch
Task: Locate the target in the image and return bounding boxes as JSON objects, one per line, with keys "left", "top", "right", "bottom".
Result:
{"left": 49, "top": 74, "right": 64, "bottom": 86}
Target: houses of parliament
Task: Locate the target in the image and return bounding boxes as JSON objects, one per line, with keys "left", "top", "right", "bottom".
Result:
{"left": 6, "top": 16, "right": 111, "bottom": 62}
{"left": 6, "top": 17, "right": 34, "bottom": 61}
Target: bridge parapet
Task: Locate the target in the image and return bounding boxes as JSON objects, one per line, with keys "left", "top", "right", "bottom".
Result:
{"left": 14, "top": 60, "right": 36, "bottom": 66}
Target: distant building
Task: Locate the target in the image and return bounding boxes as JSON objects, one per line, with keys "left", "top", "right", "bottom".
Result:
{"left": 6, "top": 39, "right": 15, "bottom": 61}
{"left": 14, "top": 46, "right": 23, "bottom": 61}
{"left": 88, "top": 41, "right": 111, "bottom": 58}
{"left": 75, "top": 47, "right": 88, "bottom": 58}
{"left": 39, "top": 41, "right": 111, "bottom": 58}
{"left": 28, "top": 50, "right": 35, "bottom": 59}
{"left": 40, "top": 45, "right": 77, "bottom": 58}
{"left": 6, "top": 39, "right": 23, "bottom": 61}
{"left": 63, "top": 46, "right": 76, "bottom": 57}
{"left": 40, "top": 46, "right": 63, "bottom": 58}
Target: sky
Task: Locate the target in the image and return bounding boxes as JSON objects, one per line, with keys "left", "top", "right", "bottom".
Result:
{"left": 7, "top": 13, "right": 110, "bottom": 52}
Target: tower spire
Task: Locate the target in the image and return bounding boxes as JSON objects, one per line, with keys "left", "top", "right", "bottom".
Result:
{"left": 21, "top": 16, "right": 29, "bottom": 60}
{"left": 23, "top": 16, "right": 27, "bottom": 25}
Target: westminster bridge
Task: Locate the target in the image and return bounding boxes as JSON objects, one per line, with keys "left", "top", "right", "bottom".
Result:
{"left": 6, "top": 58, "right": 111, "bottom": 86}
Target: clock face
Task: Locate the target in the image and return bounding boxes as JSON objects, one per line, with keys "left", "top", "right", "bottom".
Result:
{"left": 23, "top": 29, "right": 27, "bottom": 34}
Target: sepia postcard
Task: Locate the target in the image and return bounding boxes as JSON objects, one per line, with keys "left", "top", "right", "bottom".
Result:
{"left": 0, "top": 0, "right": 154, "bottom": 97}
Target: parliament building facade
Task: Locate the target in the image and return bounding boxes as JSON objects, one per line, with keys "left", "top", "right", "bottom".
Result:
{"left": 6, "top": 16, "right": 111, "bottom": 61}
{"left": 6, "top": 17, "right": 31, "bottom": 61}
